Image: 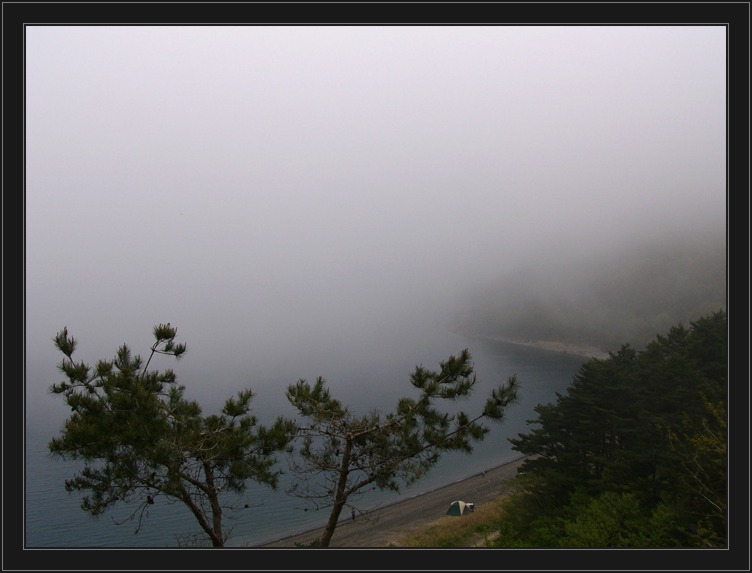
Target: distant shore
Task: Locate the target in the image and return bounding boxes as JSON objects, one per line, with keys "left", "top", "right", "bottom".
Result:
{"left": 255, "top": 456, "right": 528, "bottom": 548}
{"left": 474, "top": 335, "right": 610, "bottom": 360}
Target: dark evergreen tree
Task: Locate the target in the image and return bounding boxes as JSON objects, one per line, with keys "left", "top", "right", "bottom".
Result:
{"left": 48, "top": 324, "right": 296, "bottom": 547}
{"left": 506, "top": 311, "right": 727, "bottom": 547}
{"left": 285, "top": 348, "right": 519, "bottom": 547}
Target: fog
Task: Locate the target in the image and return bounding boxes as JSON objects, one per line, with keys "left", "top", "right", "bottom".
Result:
{"left": 25, "top": 26, "right": 726, "bottom": 429}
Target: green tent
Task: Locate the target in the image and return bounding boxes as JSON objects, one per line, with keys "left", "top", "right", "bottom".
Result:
{"left": 446, "top": 500, "right": 474, "bottom": 516}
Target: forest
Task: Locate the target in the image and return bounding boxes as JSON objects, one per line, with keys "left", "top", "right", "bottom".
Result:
{"left": 487, "top": 310, "right": 727, "bottom": 548}
{"left": 456, "top": 231, "right": 726, "bottom": 352}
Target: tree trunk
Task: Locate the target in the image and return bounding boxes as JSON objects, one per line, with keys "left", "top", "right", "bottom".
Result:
{"left": 205, "top": 462, "right": 224, "bottom": 547}
{"left": 319, "top": 436, "right": 354, "bottom": 547}
{"left": 180, "top": 488, "right": 224, "bottom": 547}
{"left": 319, "top": 497, "right": 346, "bottom": 548}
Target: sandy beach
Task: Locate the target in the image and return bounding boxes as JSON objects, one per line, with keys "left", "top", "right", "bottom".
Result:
{"left": 256, "top": 456, "right": 527, "bottom": 548}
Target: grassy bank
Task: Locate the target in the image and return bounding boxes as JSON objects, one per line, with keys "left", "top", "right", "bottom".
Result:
{"left": 392, "top": 495, "right": 509, "bottom": 548}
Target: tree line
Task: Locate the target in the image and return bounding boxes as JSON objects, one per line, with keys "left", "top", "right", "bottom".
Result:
{"left": 458, "top": 237, "right": 726, "bottom": 351}
{"left": 491, "top": 310, "right": 727, "bottom": 548}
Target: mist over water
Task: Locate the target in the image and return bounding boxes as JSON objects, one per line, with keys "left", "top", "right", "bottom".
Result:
{"left": 25, "top": 27, "right": 725, "bottom": 403}
{"left": 24, "top": 26, "right": 726, "bottom": 548}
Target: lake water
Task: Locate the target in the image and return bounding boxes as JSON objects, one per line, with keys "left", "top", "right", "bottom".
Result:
{"left": 25, "top": 334, "right": 586, "bottom": 548}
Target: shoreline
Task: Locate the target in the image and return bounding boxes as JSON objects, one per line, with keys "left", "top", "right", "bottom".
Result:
{"left": 471, "top": 334, "right": 610, "bottom": 360}
{"left": 255, "top": 455, "right": 528, "bottom": 548}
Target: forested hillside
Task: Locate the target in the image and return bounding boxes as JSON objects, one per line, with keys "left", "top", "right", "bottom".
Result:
{"left": 491, "top": 310, "right": 727, "bottom": 548}
{"left": 455, "top": 233, "right": 726, "bottom": 352}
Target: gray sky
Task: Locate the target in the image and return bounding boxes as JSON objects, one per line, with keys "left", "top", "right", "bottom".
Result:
{"left": 25, "top": 25, "right": 726, "bottom": 426}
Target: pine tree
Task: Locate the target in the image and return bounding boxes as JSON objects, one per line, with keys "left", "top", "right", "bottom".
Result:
{"left": 284, "top": 348, "right": 519, "bottom": 547}
{"left": 48, "top": 324, "right": 296, "bottom": 547}
{"left": 507, "top": 311, "right": 727, "bottom": 547}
